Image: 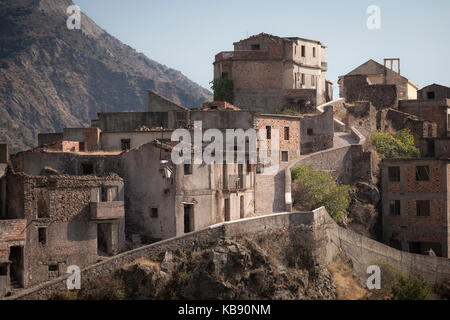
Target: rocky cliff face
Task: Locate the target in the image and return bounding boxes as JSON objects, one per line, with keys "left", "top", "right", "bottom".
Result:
{"left": 0, "top": 0, "right": 212, "bottom": 152}
{"left": 54, "top": 237, "right": 337, "bottom": 300}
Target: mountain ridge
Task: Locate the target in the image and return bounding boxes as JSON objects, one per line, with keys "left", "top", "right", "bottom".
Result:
{"left": 0, "top": 0, "right": 212, "bottom": 152}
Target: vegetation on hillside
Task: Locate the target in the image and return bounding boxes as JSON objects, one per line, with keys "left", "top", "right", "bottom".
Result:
{"left": 291, "top": 165, "right": 350, "bottom": 223}
{"left": 370, "top": 129, "right": 420, "bottom": 159}
{"left": 391, "top": 274, "right": 431, "bottom": 300}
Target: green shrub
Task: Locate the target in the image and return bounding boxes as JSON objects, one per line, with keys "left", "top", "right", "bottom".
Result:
{"left": 291, "top": 165, "right": 350, "bottom": 223}
{"left": 370, "top": 129, "right": 420, "bottom": 159}
{"left": 210, "top": 78, "right": 233, "bottom": 103}
{"left": 391, "top": 274, "right": 431, "bottom": 300}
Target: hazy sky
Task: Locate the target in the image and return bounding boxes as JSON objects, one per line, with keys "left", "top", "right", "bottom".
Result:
{"left": 74, "top": 0, "right": 450, "bottom": 97}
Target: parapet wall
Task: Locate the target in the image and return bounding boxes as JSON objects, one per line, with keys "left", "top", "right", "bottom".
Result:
{"left": 5, "top": 207, "right": 450, "bottom": 300}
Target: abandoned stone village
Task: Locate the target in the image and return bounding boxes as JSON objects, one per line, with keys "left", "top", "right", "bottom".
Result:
{"left": 1, "top": 33, "right": 450, "bottom": 299}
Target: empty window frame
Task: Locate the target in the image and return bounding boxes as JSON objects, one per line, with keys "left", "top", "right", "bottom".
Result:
{"left": 251, "top": 44, "right": 260, "bottom": 50}
{"left": 389, "top": 200, "right": 401, "bottom": 216}
{"left": 184, "top": 163, "right": 192, "bottom": 175}
{"left": 388, "top": 166, "right": 400, "bottom": 182}
{"left": 38, "top": 227, "right": 47, "bottom": 244}
{"left": 301, "top": 45, "right": 305, "bottom": 57}
{"left": 415, "top": 166, "right": 430, "bottom": 181}
{"left": 150, "top": 207, "right": 158, "bottom": 218}
{"left": 307, "top": 128, "right": 314, "bottom": 136}
{"left": 284, "top": 127, "right": 290, "bottom": 140}
{"left": 48, "top": 264, "right": 58, "bottom": 272}
{"left": 416, "top": 200, "right": 430, "bottom": 216}
{"left": 266, "top": 126, "right": 272, "bottom": 139}
{"left": 82, "top": 162, "right": 94, "bottom": 175}
{"left": 427, "top": 91, "right": 435, "bottom": 99}
{"left": 121, "top": 139, "right": 131, "bottom": 151}
{"left": 281, "top": 151, "right": 289, "bottom": 162}
{"left": 312, "top": 47, "right": 316, "bottom": 57}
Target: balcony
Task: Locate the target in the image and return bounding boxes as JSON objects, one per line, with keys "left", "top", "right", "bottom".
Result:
{"left": 224, "top": 175, "right": 250, "bottom": 191}
{"left": 90, "top": 201, "right": 124, "bottom": 221}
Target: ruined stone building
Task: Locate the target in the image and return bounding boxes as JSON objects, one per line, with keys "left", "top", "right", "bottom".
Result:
{"left": 338, "top": 59, "right": 418, "bottom": 109}
{"left": 397, "top": 98, "right": 450, "bottom": 158}
{"left": 381, "top": 158, "right": 450, "bottom": 258}
{"left": 214, "top": 33, "right": 332, "bottom": 114}
{"left": 6, "top": 172, "right": 125, "bottom": 288}
{"left": 418, "top": 83, "right": 450, "bottom": 100}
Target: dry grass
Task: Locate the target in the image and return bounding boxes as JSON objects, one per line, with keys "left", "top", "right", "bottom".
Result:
{"left": 328, "top": 254, "right": 370, "bottom": 300}
{"left": 122, "top": 257, "right": 161, "bottom": 271}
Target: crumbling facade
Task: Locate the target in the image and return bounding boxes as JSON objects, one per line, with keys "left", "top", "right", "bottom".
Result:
{"left": 338, "top": 59, "right": 418, "bottom": 108}
{"left": 5, "top": 172, "right": 125, "bottom": 288}
{"left": 214, "top": 33, "right": 332, "bottom": 113}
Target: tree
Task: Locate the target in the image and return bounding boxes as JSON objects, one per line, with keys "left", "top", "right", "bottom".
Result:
{"left": 370, "top": 129, "right": 420, "bottom": 159}
{"left": 210, "top": 78, "right": 233, "bottom": 103}
{"left": 291, "top": 165, "right": 350, "bottom": 223}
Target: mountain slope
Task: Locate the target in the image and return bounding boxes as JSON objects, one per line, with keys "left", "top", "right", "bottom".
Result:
{"left": 0, "top": 0, "right": 212, "bottom": 152}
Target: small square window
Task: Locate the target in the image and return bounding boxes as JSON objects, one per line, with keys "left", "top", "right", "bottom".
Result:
{"left": 416, "top": 200, "right": 430, "bottom": 216}
{"left": 48, "top": 264, "right": 58, "bottom": 272}
{"left": 388, "top": 167, "right": 400, "bottom": 182}
{"left": 281, "top": 151, "right": 289, "bottom": 162}
{"left": 307, "top": 128, "right": 313, "bottom": 136}
{"left": 184, "top": 164, "right": 192, "bottom": 175}
{"left": 389, "top": 200, "right": 400, "bottom": 216}
{"left": 150, "top": 208, "right": 158, "bottom": 218}
{"left": 416, "top": 166, "right": 430, "bottom": 181}
{"left": 121, "top": 139, "right": 131, "bottom": 151}
{"left": 427, "top": 91, "right": 435, "bottom": 99}
{"left": 38, "top": 227, "right": 47, "bottom": 245}
{"left": 82, "top": 162, "right": 94, "bottom": 175}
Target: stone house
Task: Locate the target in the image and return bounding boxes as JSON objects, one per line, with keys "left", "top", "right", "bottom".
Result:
{"left": 0, "top": 219, "right": 26, "bottom": 297}
{"left": 381, "top": 158, "right": 449, "bottom": 257}
{"left": 4, "top": 171, "right": 125, "bottom": 289}
{"left": 214, "top": 33, "right": 332, "bottom": 113}
{"left": 418, "top": 84, "right": 450, "bottom": 100}
{"left": 338, "top": 59, "right": 418, "bottom": 108}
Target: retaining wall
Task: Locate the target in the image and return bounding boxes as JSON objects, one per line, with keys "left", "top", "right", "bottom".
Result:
{"left": 5, "top": 208, "right": 450, "bottom": 300}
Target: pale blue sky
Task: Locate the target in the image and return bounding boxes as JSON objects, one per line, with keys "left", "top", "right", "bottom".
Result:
{"left": 74, "top": 0, "right": 450, "bottom": 97}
